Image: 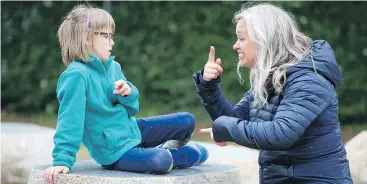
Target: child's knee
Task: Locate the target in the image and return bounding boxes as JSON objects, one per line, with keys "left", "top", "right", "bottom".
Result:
{"left": 178, "top": 112, "right": 195, "bottom": 130}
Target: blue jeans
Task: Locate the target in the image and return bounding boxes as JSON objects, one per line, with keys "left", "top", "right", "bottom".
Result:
{"left": 105, "top": 112, "right": 195, "bottom": 173}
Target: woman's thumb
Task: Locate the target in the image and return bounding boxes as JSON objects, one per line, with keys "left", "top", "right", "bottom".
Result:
{"left": 216, "top": 58, "right": 222, "bottom": 66}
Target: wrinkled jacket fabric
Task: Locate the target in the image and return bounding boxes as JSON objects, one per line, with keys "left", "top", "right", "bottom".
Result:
{"left": 193, "top": 40, "right": 352, "bottom": 183}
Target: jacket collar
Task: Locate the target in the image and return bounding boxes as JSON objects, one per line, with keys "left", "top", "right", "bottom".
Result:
{"left": 85, "top": 55, "right": 115, "bottom": 74}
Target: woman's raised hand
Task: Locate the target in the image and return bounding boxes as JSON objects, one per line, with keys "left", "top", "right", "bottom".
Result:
{"left": 203, "top": 46, "right": 224, "bottom": 81}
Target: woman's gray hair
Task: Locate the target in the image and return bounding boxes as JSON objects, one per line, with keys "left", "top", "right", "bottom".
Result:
{"left": 234, "top": 3, "right": 312, "bottom": 107}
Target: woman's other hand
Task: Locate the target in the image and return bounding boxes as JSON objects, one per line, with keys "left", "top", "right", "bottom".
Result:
{"left": 199, "top": 128, "right": 228, "bottom": 147}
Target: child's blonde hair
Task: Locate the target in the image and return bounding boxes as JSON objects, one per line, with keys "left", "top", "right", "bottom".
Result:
{"left": 58, "top": 4, "right": 115, "bottom": 65}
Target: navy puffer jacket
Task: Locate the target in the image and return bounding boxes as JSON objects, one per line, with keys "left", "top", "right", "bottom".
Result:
{"left": 193, "top": 40, "right": 352, "bottom": 184}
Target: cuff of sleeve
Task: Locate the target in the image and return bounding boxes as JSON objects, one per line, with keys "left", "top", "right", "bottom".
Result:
{"left": 52, "top": 152, "right": 76, "bottom": 171}
{"left": 53, "top": 160, "right": 73, "bottom": 171}
{"left": 198, "top": 69, "right": 221, "bottom": 87}
{"left": 212, "top": 117, "right": 234, "bottom": 142}
{"left": 193, "top": 70, "right": 221, "bottom": 88}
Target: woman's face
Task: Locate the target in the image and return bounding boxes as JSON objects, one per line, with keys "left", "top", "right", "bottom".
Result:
{"left": 233, "top": 20, "right": 257, "bottom": 68}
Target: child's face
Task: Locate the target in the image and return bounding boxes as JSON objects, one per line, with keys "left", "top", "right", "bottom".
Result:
{"left": 92, "top": 27, "right": 114, "bottom": 62}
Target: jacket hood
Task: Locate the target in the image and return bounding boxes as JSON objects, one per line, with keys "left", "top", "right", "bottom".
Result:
{"left": 287, "top": 40, "right": 342, "bottom": 87}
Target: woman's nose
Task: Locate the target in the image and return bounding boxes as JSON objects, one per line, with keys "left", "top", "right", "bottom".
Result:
{"left": 233, "top": 41, "right": 239, "bottom": 50}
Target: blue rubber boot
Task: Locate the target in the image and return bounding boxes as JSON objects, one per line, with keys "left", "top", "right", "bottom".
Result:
{"left": 190, "top": 144, "right": 209, "bottom": 165}
{"left": 169, "top": 145, "right": 201, "bottom": 169}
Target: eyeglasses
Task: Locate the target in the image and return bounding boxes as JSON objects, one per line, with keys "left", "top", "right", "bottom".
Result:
{"left": 94, "top": 32, "right": 114, "bottom": 42}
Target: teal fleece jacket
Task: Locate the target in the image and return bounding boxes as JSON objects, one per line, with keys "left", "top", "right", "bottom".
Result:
{"left": 52, "top": 55, "right": 142, "bottom": 170}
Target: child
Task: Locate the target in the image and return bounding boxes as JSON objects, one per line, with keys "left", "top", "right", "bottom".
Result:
{"left": 44, "top": 4, "right": 208, "bottom": 184}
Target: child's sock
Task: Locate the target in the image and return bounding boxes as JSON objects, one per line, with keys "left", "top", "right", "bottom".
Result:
{"left": 168, "top": 145, "right": 201, "bottom": 168}
{"left": 160, "top": 137, "right": 191, "bottom": 149}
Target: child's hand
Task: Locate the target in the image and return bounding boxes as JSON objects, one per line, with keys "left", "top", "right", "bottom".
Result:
{"left": 114, "top": 79, "right": 132, "bottom": 96}
{"left": 199, "top": 128, "right": 228, "bottom": 147}
{"left": 44, "top": 166, "right": 69, "bottom": 184}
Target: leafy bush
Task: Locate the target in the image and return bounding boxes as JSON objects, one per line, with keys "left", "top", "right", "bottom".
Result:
{"left": 1, "top": 1, "right": 366, "bottom": 124}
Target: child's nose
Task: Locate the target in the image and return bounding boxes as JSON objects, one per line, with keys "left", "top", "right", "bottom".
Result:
{"left": 110, "top": 39, "right": 115, "bottom": 46}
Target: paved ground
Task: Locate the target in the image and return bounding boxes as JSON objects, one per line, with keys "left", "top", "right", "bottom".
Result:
{"left": 191, "top": 141, "right": 259, "bottom": 162}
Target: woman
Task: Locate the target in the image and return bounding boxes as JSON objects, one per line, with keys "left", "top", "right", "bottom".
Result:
{"left": 194, "top": 3, "right": 352, "bottom": 184}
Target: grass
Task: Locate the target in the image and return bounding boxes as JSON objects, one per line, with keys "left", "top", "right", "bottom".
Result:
{"left": 340, "top": 123, "right": 367, "bottom": 142}
{"left": 2, "top": 110, "right": 366, "bottom": 160}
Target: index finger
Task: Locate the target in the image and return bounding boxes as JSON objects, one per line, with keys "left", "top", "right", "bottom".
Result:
{"left": 114, "top": 80, "right": 125, "bottom": 88}
{"left": 208, "top": 46, "right": 215, "bottom": 63}
{"left": 198, "top": 128, "right": 212, "bottom": 134}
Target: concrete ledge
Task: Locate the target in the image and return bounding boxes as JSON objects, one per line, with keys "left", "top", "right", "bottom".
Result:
{"left": 27, "top": 160, "right": 242, "bottom": 184}
{"left": 192, "top": 141, "right": 259, "bottom": 184}
{"left": 345, "top": 131, "right": 367, "bottom": 184}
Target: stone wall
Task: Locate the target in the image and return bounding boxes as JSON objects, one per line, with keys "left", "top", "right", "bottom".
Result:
{"left": 345, "top": 131, "right": 367, "bottom": 184}
{"left": 1, "top": 123, "right": 55, "bottom": 184}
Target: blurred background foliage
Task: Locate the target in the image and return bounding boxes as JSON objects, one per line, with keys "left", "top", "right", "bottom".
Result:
{"left": 2, "top": 1, "right": 367, "bottom": 126}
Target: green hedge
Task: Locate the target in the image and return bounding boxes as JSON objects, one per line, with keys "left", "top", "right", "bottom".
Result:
{"left": 2, "top": 1, "right": 366, "bottom": 124}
